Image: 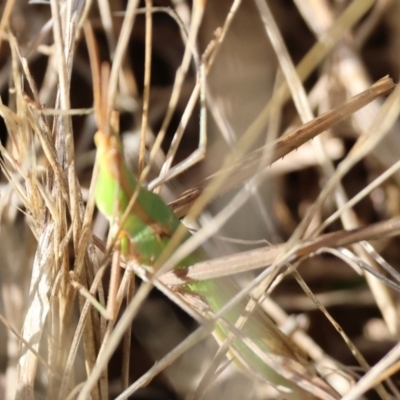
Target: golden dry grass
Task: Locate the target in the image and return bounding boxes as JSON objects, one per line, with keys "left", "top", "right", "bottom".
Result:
{"left": 1, "top": 1, "right": 400, "bottom": 399}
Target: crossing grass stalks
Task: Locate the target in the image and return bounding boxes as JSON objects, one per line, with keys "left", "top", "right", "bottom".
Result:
{"left": 1, "top": 1, "right": 400, "bottom": 399}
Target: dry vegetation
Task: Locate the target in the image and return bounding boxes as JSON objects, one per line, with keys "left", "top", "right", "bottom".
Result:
{"left": 1, "top": 0, "right": 400, "bottom": 399}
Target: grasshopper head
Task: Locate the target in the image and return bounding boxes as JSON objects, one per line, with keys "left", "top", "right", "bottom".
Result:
{"left": 94, "top": 129, "right": 125, "bottom": 182}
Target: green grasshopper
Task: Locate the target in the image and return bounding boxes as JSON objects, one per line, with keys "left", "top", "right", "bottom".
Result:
{"left": 87, "top": 28, "right": 335, "bottom": 400}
